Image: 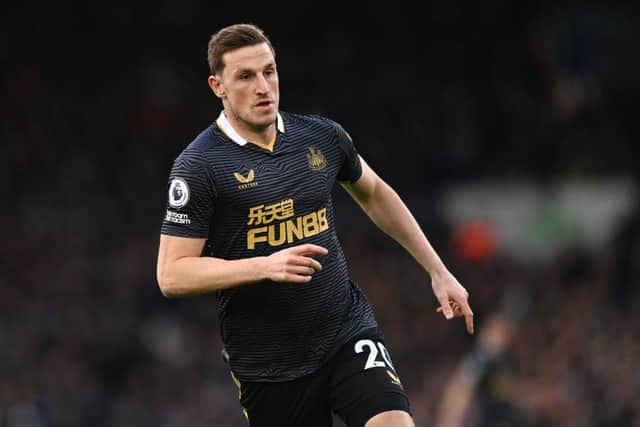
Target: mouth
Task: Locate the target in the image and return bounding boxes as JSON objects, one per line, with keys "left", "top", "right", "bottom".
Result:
{"left": 255, "top": 100, "right": 273, "bottom": 108}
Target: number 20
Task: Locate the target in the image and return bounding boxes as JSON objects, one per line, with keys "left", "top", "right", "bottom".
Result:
{"left": 354, "top": 339, "right": 395, "bottom": 370}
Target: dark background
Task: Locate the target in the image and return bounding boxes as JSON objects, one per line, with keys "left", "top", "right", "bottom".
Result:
{"left": 2, "top": 1, "right": 639, "bottom": 426}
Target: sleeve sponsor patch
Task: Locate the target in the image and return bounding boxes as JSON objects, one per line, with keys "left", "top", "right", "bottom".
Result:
{"left": 168, "top": 178, "right": 190, "bottom": 208}
{"left": 165, "top": 210, "right": 191, "bottom": 225}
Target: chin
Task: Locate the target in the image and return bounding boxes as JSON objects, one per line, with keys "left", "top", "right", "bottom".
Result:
{"left": 252, "top": 111, "right": 277, "bottom": 127}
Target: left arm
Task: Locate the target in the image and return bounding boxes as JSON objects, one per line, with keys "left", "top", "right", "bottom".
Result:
{"left": 341, "top": 156, "right": 474, "bottom": 334}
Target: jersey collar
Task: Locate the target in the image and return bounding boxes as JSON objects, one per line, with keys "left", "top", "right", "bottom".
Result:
{"left": 216, "top": 111, "right": 285, "bottom": 146}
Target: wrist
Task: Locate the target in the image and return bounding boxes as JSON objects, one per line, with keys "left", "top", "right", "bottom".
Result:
{"left": 251, "top": 256, "right": 269, "bottom": 282}
{"left": 426, "top": 264, "right": 448, "bottom": 279}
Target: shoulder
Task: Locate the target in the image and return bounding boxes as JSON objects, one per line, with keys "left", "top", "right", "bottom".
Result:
{"left": 280, "top": 111, "right": 347, "bottom": 140}
{"left": 174, "top": 123, "right": 228, "bottom": 165}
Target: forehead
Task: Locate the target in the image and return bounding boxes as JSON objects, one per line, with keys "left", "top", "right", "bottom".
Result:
{"left": 222, "top": 43, "right": 275, "bottom": 74}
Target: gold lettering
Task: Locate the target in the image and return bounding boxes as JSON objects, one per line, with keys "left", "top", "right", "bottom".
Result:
{"left": 238, "top": 182, "right": 259, "bottom": 190}
{"left": 246, "top": 206, "right": 330, "bottom": 249}
{"left": 303, "top": 212, "right": 320, "bottom": 237}
{"left": 268, "top": 222, "right": 287, "bottom": 246}
{"left": 317, "top": 208, "right": 328, "bottom": 231}
{"left": 262, "top": 198, "right": 294, "bottom": 224}
{"left": 278, "top": 199, "right": 295, "bottom": 220}
{"left": 247, "top": 205, "right": 265, "bottom": 225}
{"left": 247, "top": 199, "right": 294, "bottom": 226}
{"left": 261, "top": 204, "right": 277, "bottom": 224}
{"left": 247, "top": 227, "right": 268, "bottom": 249}
{"left": 286, "top": 217, "right": 304, "bottom": 242}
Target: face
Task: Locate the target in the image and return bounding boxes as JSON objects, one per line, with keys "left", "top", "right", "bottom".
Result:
{"left": 209, "top": 42, "right": 279, "bottom": 133}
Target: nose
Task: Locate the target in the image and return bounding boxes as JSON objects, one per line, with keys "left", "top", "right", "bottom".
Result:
{"left": 255, "top": 73, "right": 269, "bottom": 94}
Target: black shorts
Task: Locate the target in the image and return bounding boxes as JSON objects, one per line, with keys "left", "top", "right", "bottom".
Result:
{"left": 229, "top": 332, "right": 412, "bottom": 427}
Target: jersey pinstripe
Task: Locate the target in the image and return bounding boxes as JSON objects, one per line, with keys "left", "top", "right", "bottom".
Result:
{"left": 161, "top": 111, "right": 378, "bottom": 382}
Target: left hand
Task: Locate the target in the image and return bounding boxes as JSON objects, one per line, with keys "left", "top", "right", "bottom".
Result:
{"left": 431, "top": 269, "right": 474, "bottom": 334}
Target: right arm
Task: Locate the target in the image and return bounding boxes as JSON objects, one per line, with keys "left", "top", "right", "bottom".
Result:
{"left": 156, "top": 235, "right": 327, "bottom": 298}
{"left": 157, "top": 154, "right": 326, "bottom": 298}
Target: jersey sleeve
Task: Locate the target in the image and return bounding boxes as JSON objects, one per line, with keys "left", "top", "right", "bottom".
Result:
{"left": 160, "top": 154, "right": 216, "bottom": 238}
{"left": 334, "top": 122, "right": 363, "bottom": 183}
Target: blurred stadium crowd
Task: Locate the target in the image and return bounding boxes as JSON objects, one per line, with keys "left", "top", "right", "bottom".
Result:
{"left": 1, "top": 0, "right": 639, "bottom": 426}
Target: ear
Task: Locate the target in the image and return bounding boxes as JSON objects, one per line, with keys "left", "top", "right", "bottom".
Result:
{"left": 208, "top": 75, "right": 226, "bottom": 99}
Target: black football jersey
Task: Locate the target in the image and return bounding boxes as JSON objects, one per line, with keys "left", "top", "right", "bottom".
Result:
{"left": 161, "top": 111, "right": 378, "bottom": 381}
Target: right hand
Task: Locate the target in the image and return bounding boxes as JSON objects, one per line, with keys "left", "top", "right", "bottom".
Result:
{"left": 263, "top": 244, "right": 328, "bottom": 283}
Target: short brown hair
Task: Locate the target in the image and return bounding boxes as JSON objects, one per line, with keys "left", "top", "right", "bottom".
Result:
{"left": 207, "top": 23, "right": 275, "bottom": 76}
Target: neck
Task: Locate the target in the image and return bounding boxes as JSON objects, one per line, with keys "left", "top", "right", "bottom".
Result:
{"left": 225, "top": 109, "right": 276, "bottom": 147}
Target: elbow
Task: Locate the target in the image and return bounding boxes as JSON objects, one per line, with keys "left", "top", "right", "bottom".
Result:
{"left": 156, "top": 265, "right": 181, "bottom": 298}
{"left": 158, "top": 283, "right": 179, "bottom": 299}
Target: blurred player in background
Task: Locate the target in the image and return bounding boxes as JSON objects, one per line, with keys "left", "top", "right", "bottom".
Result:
{"left": 156, "top": 23, "right": 473, "bottom": 427}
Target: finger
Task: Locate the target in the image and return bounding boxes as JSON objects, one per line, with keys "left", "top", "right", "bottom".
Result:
{"left": 289, "top": 244, "right": 328, "bottom": 256}
{"left": 459, "top": 303, "right": 474, "bottom": 334}
{"left": 436, "top": 295, "right": 454, "bottom": 319}
{"left": 290, "top": 256, "right": 322, "bottom": 271}
{"left": 280, "top": 273, "right": 313, "bottom": 284}
{"left": 465, "top": 313, "right": 474, "bottom": 334}
{"left": 293, "top": 255, "right": 322, "bottom": 271}
{"left": 287, "top": 266, "right": 316, "bottom": 276}
{"left": 436, "top": 305, "right": 463, "bottom": 317}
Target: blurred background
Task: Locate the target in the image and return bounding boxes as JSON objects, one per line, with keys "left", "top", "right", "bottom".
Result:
{"left": 2, "top": 0, "right": 639, "bottom": 426}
